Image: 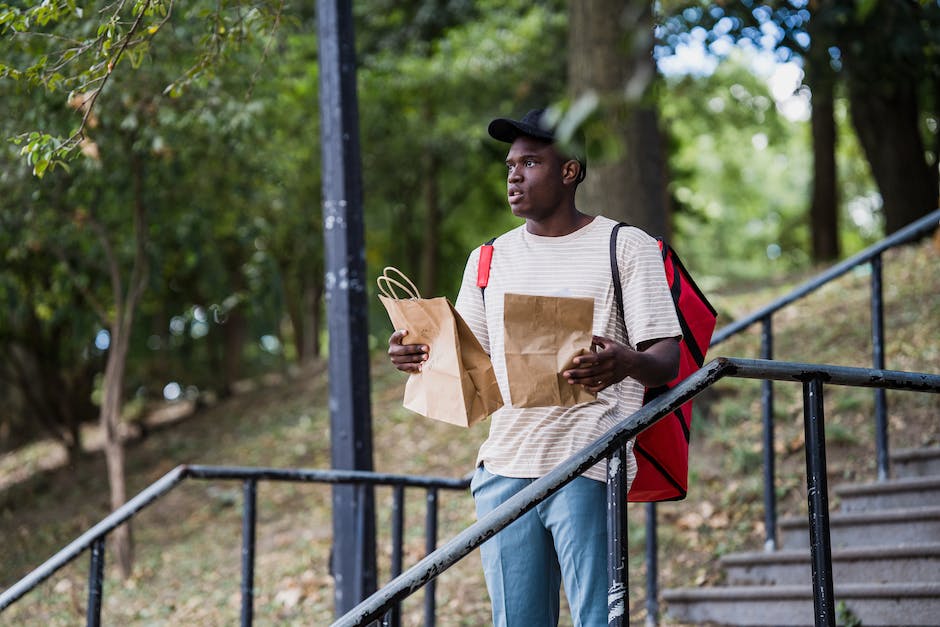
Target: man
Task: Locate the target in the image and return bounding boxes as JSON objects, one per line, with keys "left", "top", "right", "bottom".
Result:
{"left": 388, "top": 109, "right": 681, "bottom": 626}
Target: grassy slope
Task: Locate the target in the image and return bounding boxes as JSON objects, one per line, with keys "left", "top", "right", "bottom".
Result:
{"left": 1, "top": 237, "right": 937, "bottom": 626}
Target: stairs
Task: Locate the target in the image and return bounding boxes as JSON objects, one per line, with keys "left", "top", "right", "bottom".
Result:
{"left": 663, "top": 447, "right": 940, "bottom": 626}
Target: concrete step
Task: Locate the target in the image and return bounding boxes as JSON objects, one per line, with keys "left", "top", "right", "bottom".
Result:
{"left": 663, "top": 582, "right": 940, "bottom": 626}
{"left": 835, "top": 476, "right": 940, "bottom": 512}
{"left": 721, "top": 543, "right": 940, "bottom": 586}
{"left": 779, "top": 505, "right": 940, "bottom": 550}
{"left": 893, "top": 447, "right": 940, "bottom": 479}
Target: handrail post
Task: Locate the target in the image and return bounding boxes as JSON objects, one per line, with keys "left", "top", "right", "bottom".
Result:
{"left": 645, "top": 502, "right": 659, "bottom": 627}
{"left": 761, "top": 316, "right": 777, "bottom": 551}
{"left": 241, "top": 479, "right": 258, "bottom": 627}
{"left": 803, "top": 378, "right": 836, "bottom": 626}
{"left": 86, "top": 537, "right": 105, "bottom": 627}
{"left": 871, "top": 254, "right": 889, "bottom": 481}
{"left": 384, "top": 485, "right": 405, "bottom": 627}
{"left": 424, "top": 487, "right": 439, "bottom": 627}
{"left": 606, "top": 446, "right": 629, "bottom": 626}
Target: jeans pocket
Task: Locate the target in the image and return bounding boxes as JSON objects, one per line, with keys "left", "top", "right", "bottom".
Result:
{"left": 469, "top": 464, "right": 489, "bottom": 497}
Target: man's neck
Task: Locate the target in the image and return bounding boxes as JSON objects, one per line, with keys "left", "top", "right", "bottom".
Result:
{"left": 525, "top": 208, "right": 593, "bottom": 237}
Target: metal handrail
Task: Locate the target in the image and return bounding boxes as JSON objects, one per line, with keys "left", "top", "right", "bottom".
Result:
{"left": 0, "top": 465, "right": 189, "bottom": 612}
{"left": 333, "top": 358, "right": 940, "bottom": 626}
{"left": 707, "top": 207, "right": 939, "bottom": 553}
{"left": 4, "top": 358, "right": 938, "bottom": 625}
{"left": 0, "top": 465, "right": 471, "bottom": 625}
{"left": 711, "top": 208, "right": 940, "bottom": 345}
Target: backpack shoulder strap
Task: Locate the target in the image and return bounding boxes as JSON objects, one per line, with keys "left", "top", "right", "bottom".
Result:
{"left": 610, "top": 222, "right": 627, "bottom": 326}
{"left": 477, "top": 237, "right": 497, "bottom": 297}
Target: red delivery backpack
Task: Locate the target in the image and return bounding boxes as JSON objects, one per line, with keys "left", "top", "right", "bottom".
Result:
{"left": 476, "top": 223, "right": 717, "bottom": 502}
{"left": 610, "top": 222, "right": 717, "bottom": 501}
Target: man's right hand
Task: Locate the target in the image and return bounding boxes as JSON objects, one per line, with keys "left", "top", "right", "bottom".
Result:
{"left": 388, "top": 329, "right": 428, "bottom": 373}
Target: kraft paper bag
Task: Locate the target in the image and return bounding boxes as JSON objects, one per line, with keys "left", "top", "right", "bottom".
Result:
{"left": 503, "top": 292, "right": 596, "bottom": 408}
{"left": 377, "top": 267, "right": 503, "bottom": 427}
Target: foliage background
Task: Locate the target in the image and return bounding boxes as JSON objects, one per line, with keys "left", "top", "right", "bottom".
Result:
{"left": 2, "top": 1, "right": 899, "bottom": 451}
{"left": 0, "top": 0, "right": 940, "bottom": 623}
{"left": 1, "top": 0, "right": 938, "bottom": 622}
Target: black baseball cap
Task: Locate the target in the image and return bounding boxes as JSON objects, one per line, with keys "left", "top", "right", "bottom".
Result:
{"left": 488, "top": 108, "right": 587, "bottom": 182}
{"left": 487, "top": 108, "right": 555, "bottom": 143}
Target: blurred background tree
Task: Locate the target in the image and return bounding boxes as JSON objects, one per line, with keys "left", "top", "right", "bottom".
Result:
{"left": 662, "top": 0, "right": 940, "bottom": 252}
{"left": 568, "top": 0, "right": 671, "bottom": 236}
{"left": 1, "top": 0, "right": 937, "bottom": 576}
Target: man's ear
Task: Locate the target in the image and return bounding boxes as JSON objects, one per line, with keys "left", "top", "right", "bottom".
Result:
{"left": 561, "top": 159, "right": 582, "bottom": 186}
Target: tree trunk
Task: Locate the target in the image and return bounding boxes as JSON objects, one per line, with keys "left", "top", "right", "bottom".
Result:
{"left": 97, "top": 147, "right": 150, "bottom": 579}
{"left": 219, "top": 266, "right": 247, "bottom": 389}
{"left": 100, "top": 324, "right": 134, "bottom": 577}
{"left": 284, "top": 254, "right": 323, "bottom": 367}
{"left": 223, "top": 306, "right": 247, "bottom": 389}
{"left": 304, "top": 278, "right": 323, "bottom": 360}
{"left": 55, "top": 365, "right": 88, "bottom": 461}
{"left": 837, "top": 1, "right": 937, "bottom": 234}
{"left": 68, "top": 361, "right": 98, "bottom": 454}
{"left": 286, "top": 278, "right": 307, "bottom": 365}
{"left": 8, "top": 333, "right": 89, "bottom": 459}
{"left": 567, "top": 0, "right": 669, "bottom": 237}
{"left": 847, "top": 79, "right": 936, "bottom": 234}
{"left": 805, "top": 40, "right": 840, "bottom": 261}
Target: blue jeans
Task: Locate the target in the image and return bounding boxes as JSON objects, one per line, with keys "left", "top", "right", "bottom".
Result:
{"left": 470, "top": 466, "right": 608, "bottom": 627}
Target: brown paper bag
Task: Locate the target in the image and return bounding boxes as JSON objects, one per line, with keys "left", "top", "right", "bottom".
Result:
{"left": 377, "top": 267, "right": 503, "bottom": 427}
{"left": 503, "top": 292, "right": 596, "bottom": 408}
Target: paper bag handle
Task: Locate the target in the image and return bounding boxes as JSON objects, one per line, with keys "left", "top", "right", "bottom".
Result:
{"left": 377, "top": 267, "right": 422, "bottom": 300}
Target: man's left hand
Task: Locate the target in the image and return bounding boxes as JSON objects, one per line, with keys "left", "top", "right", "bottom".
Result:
{"left": 563, "top": 335, "right": 680, "bottom": 392}
{"left": 563, "top": 335, "right": 633, "bottom": 393}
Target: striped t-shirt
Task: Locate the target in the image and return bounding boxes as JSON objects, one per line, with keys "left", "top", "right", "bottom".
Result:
{"left": 454, "top": 215, "right": 682, "bottom": 483}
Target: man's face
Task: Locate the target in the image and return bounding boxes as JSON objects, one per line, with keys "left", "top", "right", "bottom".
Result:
{"left": 504, "top": 135, "right": 567, "bottom": 221}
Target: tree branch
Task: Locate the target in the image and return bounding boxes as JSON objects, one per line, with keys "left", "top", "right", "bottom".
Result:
{"left": 72, "top": 0, "right": 153, "bottom": 141}
{"left": 245, "top": 0, "right": 284, "bottom": 101}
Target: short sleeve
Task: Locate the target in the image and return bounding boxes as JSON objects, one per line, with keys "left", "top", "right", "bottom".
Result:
{"left": 617, "top": 228, "right": 682, "bottom": 348}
